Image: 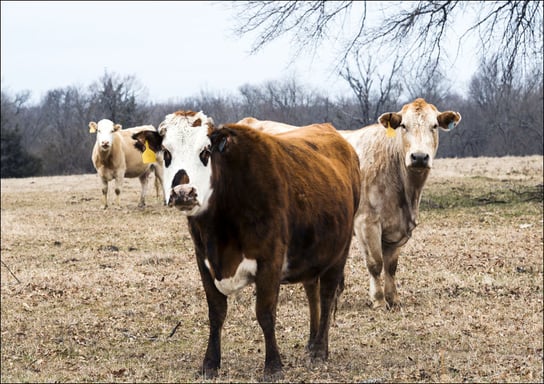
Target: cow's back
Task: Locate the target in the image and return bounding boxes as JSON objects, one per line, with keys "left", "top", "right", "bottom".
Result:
{"left": 340, "top": 125, "right": 404, "bottom": 206}
{"left": 118, "top": 126, "right": 155, "bottom": 178}
{"left": 244, "top": 124, "right": 361, "bottom": 280}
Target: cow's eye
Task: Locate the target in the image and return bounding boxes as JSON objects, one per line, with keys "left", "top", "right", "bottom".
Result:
{"left": 399, "top": 124, "right": 406, "bottom": 130}
{"left": 432, "top": 124, "right": 438, "bottom": 130}
{"left": 199, "top": 148, "right": 211, "bottom": 166}
{"left": 163, "top": 148, "right": 172, "bottom": 168}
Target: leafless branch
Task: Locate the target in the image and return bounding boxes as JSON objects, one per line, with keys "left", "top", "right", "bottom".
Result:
{"left": 169, "top": 321, "right": 181, "bottom": 338}
{"left": 230, "top": 0, "right": 543, "bottom": 82}
{"left": 1, "top": 260, "right": 21, "bottom": 284}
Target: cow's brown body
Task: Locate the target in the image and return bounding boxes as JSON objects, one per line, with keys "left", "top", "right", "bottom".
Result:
{"left": 134, "top": 115, "right": 361, "bottom": 380}
{"left": 191, "top": 123, "right": 361, "bottom": 380}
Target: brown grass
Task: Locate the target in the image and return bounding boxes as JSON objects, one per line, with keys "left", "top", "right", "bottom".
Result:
{"left": 1, "top": 155, "right": 543, "bottom": 383}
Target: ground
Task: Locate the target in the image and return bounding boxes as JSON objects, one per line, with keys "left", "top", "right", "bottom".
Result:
{"left": 1, "top": 155, "right": 542, "bottom": 383}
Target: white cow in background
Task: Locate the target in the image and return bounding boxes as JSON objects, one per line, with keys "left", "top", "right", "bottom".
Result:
{"left": 89, "top": 119, "right": 165, "bottom": 209}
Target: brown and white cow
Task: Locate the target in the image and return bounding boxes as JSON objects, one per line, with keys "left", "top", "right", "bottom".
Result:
{"left": 89, "top": 119, "right": 165, "bottom": 209}
{"left": 239, "top": 98, "right": 462, "bottom": 309}
{"left": 133, "top": 110, "right": 361, "bottom": 380}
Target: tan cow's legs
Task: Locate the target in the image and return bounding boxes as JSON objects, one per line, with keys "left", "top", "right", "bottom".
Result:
{"left": 354, "top": 214, "right": 403, "bottom": 309}
{"left": 382, "top": 245, "right": 401, "bottom": 308}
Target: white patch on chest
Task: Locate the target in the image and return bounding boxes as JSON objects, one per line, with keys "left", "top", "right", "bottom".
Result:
{"left": 280, "top": 252, "right": 289, "bottom": 280}
{"left": 208, "top": 257, "right": 258, "bottom": 296}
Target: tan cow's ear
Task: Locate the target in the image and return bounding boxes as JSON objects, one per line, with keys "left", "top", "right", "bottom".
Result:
{"left": 89, "top": 122, "right": 97, "bottom": 133}
{"left": 158, "top": 120, "right": 171, "bottom": 136}
{"left": 437, "top": 111, "right": 462, "bottom": 130}
{"left": 113, "top": 124, "right": 122, "bottom": 131}
{"left": 378, "top": 112, "right": 402, "bottom": 129}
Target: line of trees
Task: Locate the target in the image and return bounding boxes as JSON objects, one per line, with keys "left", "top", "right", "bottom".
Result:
{"left": 1, "top": 56, "right": 543, "bottom": 178}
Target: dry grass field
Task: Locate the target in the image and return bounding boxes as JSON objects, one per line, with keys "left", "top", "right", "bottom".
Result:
{"left": 1, "top": 155, "right": 543, "bottom": 383}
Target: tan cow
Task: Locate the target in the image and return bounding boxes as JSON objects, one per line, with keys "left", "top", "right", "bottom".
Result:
{"left": 89, "top": 119, "right": 165, "bottom": 209}
{"left": 236, "top": 116, "right": 296, "bottom": 134}
{"left": 239, "top": 98, "right": 462, "bottom": 309}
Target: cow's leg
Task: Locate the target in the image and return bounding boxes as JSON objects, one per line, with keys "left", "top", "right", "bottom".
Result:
{"left": 100, "top": 177, "right": 109, "bottom": 209}
{"left": 307, "top": 259, "right": 346, "bottom": 361}
{"left": 255, "top": 260, "right": 283, "bottom": 381}
{"left": 191, "top": 224, "right": 227, "bottom": 379}
{"left": 152, "top": 164, "right": 166, "bottom": 205}
{"left": 113, "top": 173, "right": 123, "bottom": 207}
{"left": 353, "top": 215, "right": 386, "bottom": 308}
{"left": 200, "top": 277, "right": 227, "bottom": 379}
{"left": 303, "top": 279, "right": 320, "bottom": 349}
{"left": 137, "top": 169, "right": 150, "bottom": 207}
{"left": 383, "top": 245, "right": 401, "bottom": 308}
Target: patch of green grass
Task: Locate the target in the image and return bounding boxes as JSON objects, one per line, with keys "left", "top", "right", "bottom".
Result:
{"left": 421, "top": 179, "right": 543, "bottom": 213}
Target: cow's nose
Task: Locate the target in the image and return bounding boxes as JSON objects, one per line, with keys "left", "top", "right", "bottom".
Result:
{"left": 410, "top": 153, "right": 430, "bottom": 168}
{"left": 168, "top": 185, "right": 198, "bottom": 209}
{"left": 172, "top": 169, "right": 190, "bottom": 188}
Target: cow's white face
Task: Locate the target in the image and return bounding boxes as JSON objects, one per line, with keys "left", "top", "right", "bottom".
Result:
{"left": 379, "top": 98, "right": 461, "bottom": 169}
{"left": 89, "top": 119, "right": 122, "bottom": 151}
{"left": 158, "top": 111, "right": 214, "bottom": 216}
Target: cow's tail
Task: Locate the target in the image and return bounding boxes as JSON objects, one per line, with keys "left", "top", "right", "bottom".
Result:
{"left": 332, "top": 274, "right": 345, "bottom": 321}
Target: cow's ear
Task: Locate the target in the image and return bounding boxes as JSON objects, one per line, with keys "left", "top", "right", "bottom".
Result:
{"left": 113, "top": 124, "right": 122, "bottom": 131}
{"left": 89, "top": 121, "right": 97, "bottom": 133}
{"left": 378, "top": 112, "right": 403, "bottom": 129}
{"left": 157, "top": 121, "right": 169, "bottom": 136}
{"left": 210, "top": 127, "right": 234, "bottom": 154}
{"left": 437, "top": 111, "right": 462, "bottom": 131}
{"left": 132, "top": 131, "right": 162, "bottom": 153}
{"left": 206, "top": 116, "right": 215, "bottom": 130}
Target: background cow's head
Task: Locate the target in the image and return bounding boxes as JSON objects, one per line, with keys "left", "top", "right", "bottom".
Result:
{"left": 132, "top": 110, "right": 215, "bottom": 216}
{"left": 89, "top": 119, "right": 122, "bottom": 151}
{"left": 378, "top": 98, "right": 461, "bottom": 169}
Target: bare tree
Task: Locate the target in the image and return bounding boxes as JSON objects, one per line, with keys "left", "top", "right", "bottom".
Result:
{"left": 231, "top": 1, "right": 543, "bottom": 82}
{"left": 0, "top": 90, "right": 42, "bottom": 177}
{"left": 36, "top": 87, "right": 94, "bottom": 174}
{"left": 88, "top": 70, "right": 150, "bottom": 127}
{"left": 238, "top": 77, "right": 322, "bottom": 124}
{"left": 404, "top": 67, "right": 451, "bottom": 106}
{"left": 340, "top": 53, "right": 403, "bottom": 126}
{"left": 464, "top": 53, "right": 543, "bottom": 156}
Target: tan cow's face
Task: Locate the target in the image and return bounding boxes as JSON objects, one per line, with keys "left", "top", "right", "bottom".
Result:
{"left": 89, "top": 119, "right": 122, "bottom": 151}
{"left": 378, "top": 98, "right": 461, "bottom": 169}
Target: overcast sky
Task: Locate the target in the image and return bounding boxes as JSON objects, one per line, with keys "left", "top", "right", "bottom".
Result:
{"left": 1, "top": 1, "right": 477, "bottom": 105}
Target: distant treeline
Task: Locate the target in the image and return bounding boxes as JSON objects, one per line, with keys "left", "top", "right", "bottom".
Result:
{"left": 1, "top": 59, "right": 542, "bottom": 178}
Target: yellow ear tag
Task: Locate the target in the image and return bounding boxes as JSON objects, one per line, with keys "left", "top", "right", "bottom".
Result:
{"left": 142, "top": 140, "right": 157, "bottom": 164}
{"left": 386, "top": 121, "right": 396, "bottom": 138}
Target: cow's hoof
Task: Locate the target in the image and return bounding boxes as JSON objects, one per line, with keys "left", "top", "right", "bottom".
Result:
{"left": 262, "top": 367, "right": 284, "bottom": 382}
{"left": 385, "top": 300, "right": 401, "bottom": 310}
{"left": 308, "top": 347, "right": 328, "bottom": 362}
{"left": 198, "top": 366, "right": 218, "bottom": 380}
{"left": 371, "top": 299, "right": 387, "bottom": 309}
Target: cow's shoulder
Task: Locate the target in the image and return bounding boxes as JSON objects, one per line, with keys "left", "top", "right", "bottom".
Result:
{"left": 276, "top": 122, "right": 336, "bottom": 140}
{"left": 118, "top": 125, "right": 156, "bottom": 138}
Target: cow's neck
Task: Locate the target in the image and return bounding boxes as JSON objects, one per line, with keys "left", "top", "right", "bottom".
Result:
{"left": 401, "top": 165, "right": 430, "bottom": 225}
{"left": 392, "top": 151, "right": 429, "bottom": 233}
{"left": 97, "top": 134, "right": 120, "bottom": 166}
